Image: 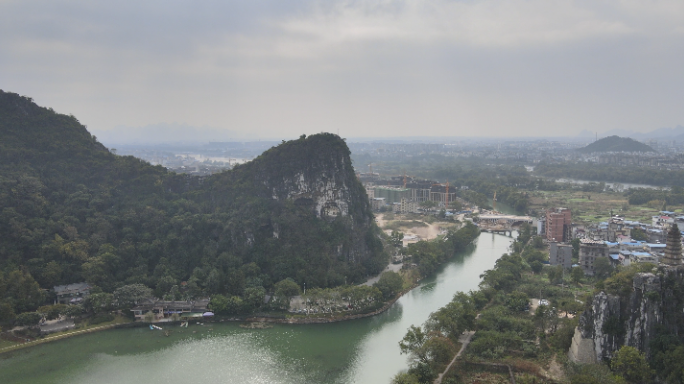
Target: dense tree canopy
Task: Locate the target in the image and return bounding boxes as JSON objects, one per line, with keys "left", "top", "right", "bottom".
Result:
{"left": 0, "top": 90, "right": 385, "bottom": 321}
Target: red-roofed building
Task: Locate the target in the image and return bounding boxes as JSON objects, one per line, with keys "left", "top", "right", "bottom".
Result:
{"left": 545, "top": 208, "right": 572, "bottom": 242}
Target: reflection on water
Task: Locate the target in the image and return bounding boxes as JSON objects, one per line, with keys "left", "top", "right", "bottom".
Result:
{"left": 419, "top": 282, "right": 437, "bottom": 292}
{"left": 0, "top": 232, "right": 514, "bottom": 384}
{"left": 66, "top": 334, "right": 308, "bottom": 384}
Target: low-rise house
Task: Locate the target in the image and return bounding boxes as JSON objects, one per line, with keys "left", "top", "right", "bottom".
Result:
{"left": 53, "top": 282, "right": 92, "bottom": 304}
{"left": 131, "top": 298, "right": 210, "bottom": 321}
{"left": 371, "top": 197, "right": 386, "bottom": 211}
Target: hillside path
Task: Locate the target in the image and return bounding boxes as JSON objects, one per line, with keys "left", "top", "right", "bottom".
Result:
{"left": 433, "top": 330, "right": 475, "bottom": 384}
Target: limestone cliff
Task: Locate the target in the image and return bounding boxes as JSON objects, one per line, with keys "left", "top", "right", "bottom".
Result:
{"left": 204, "top": 133, "right": 384, "bottom": 283}
{"left": 570, "top": 266, "right": 684, "bottom": 363}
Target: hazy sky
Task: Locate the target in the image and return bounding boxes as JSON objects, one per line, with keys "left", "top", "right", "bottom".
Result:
{"left": 2, "top": 0, "right": 683, "bottom": 139}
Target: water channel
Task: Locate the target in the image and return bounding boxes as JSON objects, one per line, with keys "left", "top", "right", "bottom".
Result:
{"left": 1, "top": 234, "right": 515, "bottom": 384}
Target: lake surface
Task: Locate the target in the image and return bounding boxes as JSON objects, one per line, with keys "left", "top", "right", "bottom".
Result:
{"left": 0, "top": 233, "right": 514, "bottom": 384}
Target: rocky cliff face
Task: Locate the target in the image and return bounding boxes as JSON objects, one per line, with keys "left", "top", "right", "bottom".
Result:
{"left": 570, "top": 266, "right": 684, "bottom": 362}
{"left": 205, "top": 133, "right": 383, "bottom": 282}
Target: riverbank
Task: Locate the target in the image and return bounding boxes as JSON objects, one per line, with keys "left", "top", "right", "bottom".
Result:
{"left": 0, "top": 232, "right": 515, "bottom": 384}
{"left": 0, "top": 223, "right": 480, "bottom": 357}
{"left": 0, "top": 318, "right": 144, "bottom": 355}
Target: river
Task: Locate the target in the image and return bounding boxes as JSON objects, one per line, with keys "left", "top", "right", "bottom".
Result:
{"left": 0, "top": 235, "right": 514, "bottom": 384}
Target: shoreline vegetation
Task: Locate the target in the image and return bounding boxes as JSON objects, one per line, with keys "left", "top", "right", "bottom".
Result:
{"left": 391, "top": 222, "right": 659, "bottom": 384}
{"left": 0, "top": 222, "right": 482, "bottom": 355}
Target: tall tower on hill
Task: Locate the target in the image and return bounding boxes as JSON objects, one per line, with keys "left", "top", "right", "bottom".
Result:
{"left": 663, "top": 224, "right": 683, "bottom": 266}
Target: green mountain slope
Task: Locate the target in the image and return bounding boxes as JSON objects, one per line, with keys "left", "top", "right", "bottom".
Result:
{"left": 577, "top": 135, "right": 655, "bottom": 153}
{"left": 0, "top": 90, "right": 384, "bottom": 314}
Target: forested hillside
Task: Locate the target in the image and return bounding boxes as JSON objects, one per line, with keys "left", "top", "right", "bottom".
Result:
{"left": 0, "top": 90, "right": 384, "bottom": 319}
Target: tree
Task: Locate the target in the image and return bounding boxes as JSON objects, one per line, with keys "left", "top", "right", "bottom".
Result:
{"left": 534, "top": 304, "right": 557, "bottom": 331}
{"left": 38, "top": 304, "right": 67, "bottom": 320}
{"left": 15, "top": 311, "right": 42, "bottom": 326}
{"left": 274, "top": 279, "right": 301, "bottom": 309}
{"left": 571, "top": 238, "right": 580, "bottom": 260}
{"left": 243, "top": 286, "right": 266, "bottom": 312}
{"left": 391, "top": 372, "right": 420, "bottom": 384}
{"left": 631, "top": 227, "right": 648, "bottom": 241}
{"left": 389, "top": 231, "right": 404, "bottom": 249}
{"left": 0, "top": 302, "right": 16, "bottom": 322}
{"left": 517, "top": 223, "right": 532, "bottom": 244}
{"left": 506, "top": 291, "right": 529, "bottom": 312}
{"left": 428, "top": 292, "right": 476, "bottom": 340}
{"left": 113, "top": 284, "right": 153, "bottom": 307}
{"left": 571, "top": 267, "right": 584, "bottom": 284}
{"left": 611, "top": 345, "right": 653, "bottom": 384}
{"left": 531, "top": 261, "right": 543, "bottom": 274}
{"left": 209, "top": 294, "right": 244, "bottom": 315}
{"left": 209, "top": 294, "right": 231, "bottom": 315}
{"left": 85, "top": 292, "right": 114, "bottom": 313}
{"left": 547, "top": 265, "right": 564, "bottom": 284}
{"left": 399, "top": 325, "right": 429, "bottom": 363}
{"left": 594, "top": 257, "right": 613, "bottom": 280}
{"left": 374, "top": 271, "right": 404, "bottom": 300}
{"left": 62, "top": 305, "right": 83, "bottom": 318}
{"left": 531, "top": 236, "right": 545, "bottom": 249}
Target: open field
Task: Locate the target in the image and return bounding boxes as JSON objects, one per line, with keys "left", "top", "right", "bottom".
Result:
{"left": 528, "top": 190, "right": 683, "bottom": 224}
{"left": 375, "top": 212, "right": 458, "bottom": 246}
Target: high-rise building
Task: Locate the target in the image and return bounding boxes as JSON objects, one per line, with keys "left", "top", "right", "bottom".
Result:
{"left": 545, "top": 208, "right": 572, "bottom": 242}
{"left": 579, "top": 239, "right": 608, "bottom": 276}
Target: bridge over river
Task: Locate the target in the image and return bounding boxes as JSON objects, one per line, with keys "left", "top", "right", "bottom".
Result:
{"left": 477, "top": 214, "right": 535, "bottom": 236}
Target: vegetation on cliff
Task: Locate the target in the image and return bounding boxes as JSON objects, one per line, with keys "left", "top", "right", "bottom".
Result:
{"left": 0, "top": 90, "right": 384, "bottom": 324}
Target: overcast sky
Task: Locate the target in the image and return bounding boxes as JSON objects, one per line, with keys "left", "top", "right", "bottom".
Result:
{"left": 2, "top": 0, "right": 683, "bottom": 140}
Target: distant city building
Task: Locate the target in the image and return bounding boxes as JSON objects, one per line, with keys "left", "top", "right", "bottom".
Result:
{"left": 400, "top": 198, "right": 419, "bottom": 214}
{"left": 579, "top": 239, "right": 609, "bottom": 276}
{"left": 371, "top": 197, "right": 386, "bottom": 211}
{"left": 374, "top": 186, "right": 411, "bottom": 204}
{"left": 545, "top": 208, "right": 572, "bottom": 242}
{"left": 549, "top": 242, "right": 573, "bottom": 269}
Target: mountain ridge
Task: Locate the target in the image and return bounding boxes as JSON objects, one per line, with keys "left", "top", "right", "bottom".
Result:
{"left": 0, "top": 90, "right": 384, "bottom": 316}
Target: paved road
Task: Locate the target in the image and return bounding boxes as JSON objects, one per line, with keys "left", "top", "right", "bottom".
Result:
{"left": 40, "top": 319, "right": 75, "bottom": 333}
{"left": 362, "top": 263, "right": 403, "bottom": 286}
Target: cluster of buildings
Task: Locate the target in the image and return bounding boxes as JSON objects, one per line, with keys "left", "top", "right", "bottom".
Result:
{"left": 131, "top": 298, "right": 211, "bottom": 321}
{"left": 359, "top": 175, "right": 463, "bottom": 214}
{"left": 545, "top": 208, "right": 684, "bottom": 275}
{"left": 51, "top": 282, "right": 212, "bottom": 323}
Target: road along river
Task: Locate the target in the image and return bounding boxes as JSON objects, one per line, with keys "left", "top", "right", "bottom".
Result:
{"left": 0, "top": 232, "right": 514, "bottom": 384}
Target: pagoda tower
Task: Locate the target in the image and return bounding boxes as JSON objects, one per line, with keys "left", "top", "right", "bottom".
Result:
{"left": 662, "top": 224, "right": 683, "bottom": 266}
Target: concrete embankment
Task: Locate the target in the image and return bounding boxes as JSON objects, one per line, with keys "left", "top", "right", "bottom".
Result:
{"left": 0, "top": 321, "right": 147, "bottom": 355}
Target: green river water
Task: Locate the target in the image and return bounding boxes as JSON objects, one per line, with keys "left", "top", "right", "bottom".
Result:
{"left": 0, "top": 232, "right": 514, "bottom": 384}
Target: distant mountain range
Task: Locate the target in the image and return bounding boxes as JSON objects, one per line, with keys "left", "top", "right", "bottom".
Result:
{"left": 577, "top": 135, "right": 656, "bottom": 153}
{"left": 92, "top": 123, "right": 250, "bottom": 146}
{"left": 578, "top": 125, "right": 684, "bottom": 141}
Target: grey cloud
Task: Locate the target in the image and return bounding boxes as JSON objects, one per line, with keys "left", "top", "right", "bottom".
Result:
{"left": 1, "top": 0, "right": 683, "bottom": 139}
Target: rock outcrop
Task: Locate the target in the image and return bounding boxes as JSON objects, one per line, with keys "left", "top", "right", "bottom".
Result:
{"left": 570, "top": 266, "right": 684, "bottom": 363}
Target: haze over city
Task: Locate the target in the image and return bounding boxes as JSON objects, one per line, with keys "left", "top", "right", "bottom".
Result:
{"left": 2, "top": 0, "right": 683, "bottom": 141}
